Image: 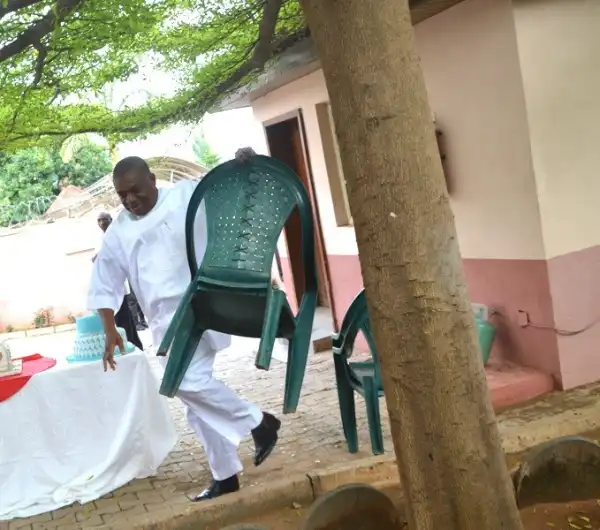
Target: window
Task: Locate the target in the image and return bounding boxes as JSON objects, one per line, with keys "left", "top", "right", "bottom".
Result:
{"left": 315, "top": 102, "right": 352, "bottom": 227}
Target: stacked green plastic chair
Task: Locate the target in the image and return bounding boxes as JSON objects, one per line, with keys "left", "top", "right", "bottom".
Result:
{"left": 334, "top": 292, "right": 499, "bottom": 455}
{"left": 332, "top": 289, "right": 384, "bottom": 455}
{"left": 157, "top": 155, "right": 318, "bottom": 414}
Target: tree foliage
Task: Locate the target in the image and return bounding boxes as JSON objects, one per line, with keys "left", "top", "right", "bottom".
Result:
{"left": 0, "top": 147, "right": 64, "bottom": 204}
{"left": 0, "top": 142, "right": 112, "bottom": 225}
{"left": 62, "top": 141, "right": 112, "bottom": 187}
{"left": 0, "top": 0, "right": 307, "bottom": 151}
{"left": 192, "top": 133, "right": 221, "bottom": 169}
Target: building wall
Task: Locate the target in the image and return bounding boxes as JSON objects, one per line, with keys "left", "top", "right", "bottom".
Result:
{"left": 251, "top": 0, "right": 560, "bottom": 379}
{"left": 513, "top": 0, "right": 600, "bottom": 388}
{"left": 0, "top": 180, "right": 180, "bottom": 333}
{"left": 251, "top": 69, "right": 362, "bottom": 328}
{"left": 416, "top": 0, "right": 559, "bottom": 378}
{"left": 0, "top": 219, "right": 100, "bottom": 330}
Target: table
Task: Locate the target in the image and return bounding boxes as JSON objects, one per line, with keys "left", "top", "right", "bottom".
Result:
{"left": 0, "top": 342, "right": 177, "bottom": 520}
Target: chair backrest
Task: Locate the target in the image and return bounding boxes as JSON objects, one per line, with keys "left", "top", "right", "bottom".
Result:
{"left": 333, "top": 289, "right": 382, "bottom": 383}
{"left": 185, "top": 155, "right": 318, "bottom": 291}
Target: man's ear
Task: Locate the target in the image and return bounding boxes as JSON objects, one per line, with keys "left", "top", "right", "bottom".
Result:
{"left": 150, "top": 172, "right": 156, "bottom": 185}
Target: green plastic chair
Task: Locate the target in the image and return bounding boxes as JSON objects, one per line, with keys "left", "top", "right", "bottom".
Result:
{"left": 157, "top": 155, "right": 318, "bottom": 414}
{"left": 334, "top": 292, "right": 499, "bottom": 455}
{"left": 332, "top": 289, "right": 384, "bottom": 455}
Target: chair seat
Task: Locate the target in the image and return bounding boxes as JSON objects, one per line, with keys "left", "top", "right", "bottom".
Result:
{"left": 349, "top": 361, "right": 384, "bottom": 395}
{"left": 190, "top": 286, "right": 297, "bottom": 339}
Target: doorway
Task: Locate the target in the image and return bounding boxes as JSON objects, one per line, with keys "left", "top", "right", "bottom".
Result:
{"left": 264, "top": 111, "right": 332, "bottom": 312}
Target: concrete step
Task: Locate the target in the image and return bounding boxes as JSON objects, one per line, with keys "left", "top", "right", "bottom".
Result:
{"left": 486, "top": 361, "right": 555, "bottom": 412}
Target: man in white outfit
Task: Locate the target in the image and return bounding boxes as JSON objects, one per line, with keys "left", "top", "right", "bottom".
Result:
{"left": 87, "top": 152, "right": 280, "bottom": 501}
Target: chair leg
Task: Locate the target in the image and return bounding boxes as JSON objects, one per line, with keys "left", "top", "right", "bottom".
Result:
{"left": 256, "top": 288, "right": 286, "bottom": 371}
{"left": 159, "top": 306, "right": 205, "bottom": 398}
{"left": 282, "top": 335, "right": 312, "bottom": 414}
{"left": 334, "top": 355, "right": 358, "bottom": 453}
{"left": 156, "top": 282, "right": 196, "bottom": 356}
{"left": 282, "top": 295, "right": 317, "bottom": 414}
{"left": 363, "top": 376, "right": 384, "bottom": 455}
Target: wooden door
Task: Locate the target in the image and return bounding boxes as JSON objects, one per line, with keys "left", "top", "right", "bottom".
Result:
{"left": 265, "top": 114, "right": 331, "bottom": 308}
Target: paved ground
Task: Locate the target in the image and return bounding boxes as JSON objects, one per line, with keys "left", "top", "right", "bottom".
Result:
{"left": 3, "top": 332, "right": 391, "bottom": 530}
{"left": 6, "top": 330, "right": 600, "bottom": 529}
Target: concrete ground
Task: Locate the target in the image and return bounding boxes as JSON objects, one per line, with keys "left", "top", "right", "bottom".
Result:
{"left": 4, "top": 330, "right": 600, "bottom": 529}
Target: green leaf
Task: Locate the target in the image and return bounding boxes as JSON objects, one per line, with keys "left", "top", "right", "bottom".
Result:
{"left": 0, "top": 0, "right": 306, "bottom": 151}
{"left": 0, "top": 143, "right": 112, "bottom": 226}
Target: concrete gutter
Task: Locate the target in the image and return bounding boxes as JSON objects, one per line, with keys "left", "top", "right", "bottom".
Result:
{"left": 120, "top": 381, "right": 600, "bottom": 530}
{"left": 119, "top": 457, "right": 396, "bottom": 530}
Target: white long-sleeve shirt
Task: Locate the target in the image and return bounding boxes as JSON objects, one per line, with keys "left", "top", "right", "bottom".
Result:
{"left": 87, "top": 180, "right": 230, "bottom": 353}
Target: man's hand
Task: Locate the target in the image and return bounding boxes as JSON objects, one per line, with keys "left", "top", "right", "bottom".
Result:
{"left": 234, "top": 147, "right": 257, "bottom": 164}
{"left": 103, "top": 325, "right": 124, "bottom": 372}
{"left": 271, "top": 276, "right": 285, "bottom": 290}
{"left": 97, "top": 308, "right": 121, "bottom": 371}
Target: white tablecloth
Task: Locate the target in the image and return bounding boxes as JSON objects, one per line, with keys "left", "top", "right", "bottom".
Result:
{"left": 0, "top": 348, "right": 177, "bottom": 520}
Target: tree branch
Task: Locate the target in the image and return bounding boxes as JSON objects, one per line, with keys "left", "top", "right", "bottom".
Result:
{"left": 249, "top": 0, "right": 283, "bottom": 67}
{"left": 3, "top": 1, "right": 308, "bottom": 145}
{"left": 0, "top": 0, "right": 85, "bottom": 64}
{"left": 0, "top": 0, "right": 44, "bottom": 21}
{"left": 32, "top": 41, "right": 47, "bottom": 87}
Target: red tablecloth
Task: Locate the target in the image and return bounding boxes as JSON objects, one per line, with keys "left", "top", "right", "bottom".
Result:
{"left": 0, "top": 354, "right": 57, "bottom": 403}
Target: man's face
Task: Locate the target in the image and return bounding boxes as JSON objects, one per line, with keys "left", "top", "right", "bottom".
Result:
{"left": 97, "top": 214, "right": 112, "bottom": 232}
{"left": 113, "top": 169, "right": 158, "bottom": 217}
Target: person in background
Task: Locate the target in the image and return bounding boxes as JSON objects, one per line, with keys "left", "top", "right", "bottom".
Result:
{"left": 101, "top": 211, "right": 148, "bottom": 331}
{"left": 87, "top": 150, "right": 280, "bottom": 501}
{"left": 94, "top": 212, "right": 144, "bottom": 350}
{"left": 130, "top": 296, "right": 148, "bottom": 331}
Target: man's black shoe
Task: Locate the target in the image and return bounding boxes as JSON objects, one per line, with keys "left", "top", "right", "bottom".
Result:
{"left": 251, "top": 412, "right": 281, "bottom": 466}
{"left": 190, "top": 474, "right": 240, "bottom": 501}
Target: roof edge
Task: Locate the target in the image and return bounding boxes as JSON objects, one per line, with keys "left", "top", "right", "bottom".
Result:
{"left": 214, "top": 0, "right": 466, "bottom": 112}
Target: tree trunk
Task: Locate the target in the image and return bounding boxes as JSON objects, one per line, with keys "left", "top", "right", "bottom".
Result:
{"left": 299, "top": 1, "right": 522, "bottom": 529}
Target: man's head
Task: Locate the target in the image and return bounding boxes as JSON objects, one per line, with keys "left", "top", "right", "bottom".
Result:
{"left": 112, "top": 156, "right": 158, "bottom": 217}
{"left": 97, "top": 212, "right": 112, "bottom": 232}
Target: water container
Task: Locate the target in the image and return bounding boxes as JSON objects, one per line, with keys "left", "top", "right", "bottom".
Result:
{"left": 477, "top": 319, "right": 496, "bottom": 365}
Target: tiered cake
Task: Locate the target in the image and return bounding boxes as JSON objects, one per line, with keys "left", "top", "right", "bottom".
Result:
{"left": 67, "top": 313, "right": 135, "bottom": 363}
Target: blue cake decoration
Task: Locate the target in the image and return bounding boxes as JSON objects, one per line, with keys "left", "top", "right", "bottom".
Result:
{"left": 68, "top": 312, "right": 136, "bottom": 363}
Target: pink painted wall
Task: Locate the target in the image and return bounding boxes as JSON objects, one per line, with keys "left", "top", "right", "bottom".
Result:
{"left": 513, "top": 0, "right": 600, "bottom": 389}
